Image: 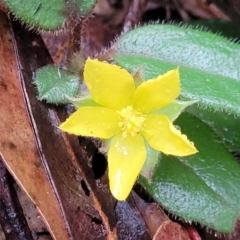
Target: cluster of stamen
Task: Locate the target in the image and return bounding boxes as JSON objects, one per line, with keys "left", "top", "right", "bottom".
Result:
{"left": 117, "top": 106, "right": 145, "bottom": 138}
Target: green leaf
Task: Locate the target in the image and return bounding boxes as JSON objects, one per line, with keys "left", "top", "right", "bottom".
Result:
{"left": 139, "top": 113, "right": 240, "bottom": 233}
{"left": 4, "top": 0, "right": 96, "bottom": 30}
{"left": 113, "top": 24, "right": 240, "bottom": 117}
{"left": 4, "top": 0, "right": 66, "bottom": 30}
{"left": 187, "top": 105, "right": 240, "bottom": 152}
{"left": 34, "top": 65, "right": 80, "bottom": 104}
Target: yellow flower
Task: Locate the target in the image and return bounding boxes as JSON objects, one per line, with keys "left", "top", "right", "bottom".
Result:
{"left": 60, "top": 59, "right": 197, "bottom": 201}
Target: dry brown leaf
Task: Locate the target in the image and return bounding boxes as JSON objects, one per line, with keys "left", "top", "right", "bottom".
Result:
{"left": 0, "top": 10, "right": 69, "bottom": 240}
{"left": 0, "top": 10, "right": 120, "bottom": 240}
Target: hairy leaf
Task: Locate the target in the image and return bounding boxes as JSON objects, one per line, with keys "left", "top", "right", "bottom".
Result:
{"left": 4, "top": 0, "right": 66, "bottom": 30}
{"left": 187, "top": 105, "right": 240, "bottom": 151}
{"left": 4, "top": 0, "right": 97, "bottom": 30}
{"left": 139, "top": 113, "right": 240, "bottom": 233}
{"left": 34, "top": 66, "right": 80, "bottom": 104}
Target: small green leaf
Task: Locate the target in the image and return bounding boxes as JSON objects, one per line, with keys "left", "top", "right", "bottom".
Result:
{"left": 139, "top": 113, "right": 240, "bottom": 233}
{"left": 113, "top": 24, "right": 240, "bottom": 117}
{"left": 4, "top": 0, "right": 66, "bottom": 30}
{"left": 67, "top": 96, "right": 99, "bottom": 108}
{"left": 152, "top": 100, "right": 197, "bottom": 122}
{"left": 187, "top": 105, "right": 240, "bottom": 151}
{"left": 34, "top": 65, "right": 80, "bottom": 104}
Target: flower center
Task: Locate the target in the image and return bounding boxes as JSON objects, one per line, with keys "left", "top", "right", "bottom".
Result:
{"left": 117, "top": 106, "right": 145, "bottom": 138}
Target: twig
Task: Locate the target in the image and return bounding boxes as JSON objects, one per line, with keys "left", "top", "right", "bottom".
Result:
{"left": 172, "top": 0, "right": 191, "bottom": 21}
{"left": 0, "top": 1, "right": 7, "bottom": 12}
{"left": 123, "top": 0, "right": 148, "bottom": 32}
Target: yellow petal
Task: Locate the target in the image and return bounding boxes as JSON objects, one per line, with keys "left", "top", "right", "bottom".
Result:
{"left": 141, "top": 114, "right": 198, "bottom": 156}
{"left": 84, "top": 59, "right": 135, "bottom": 110}
{"left": 133, "top": 68, "right": 180, "bottom": 113}
{"left": 108, "top": 132, "right": 146, "bottom": 200}
{"left": 59, "top": 106, "right": 119, "bottom": 139}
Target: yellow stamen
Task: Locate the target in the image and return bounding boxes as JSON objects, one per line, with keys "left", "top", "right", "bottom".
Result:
{"left": 117, "top": 106, "right": 145, "bottom": 137}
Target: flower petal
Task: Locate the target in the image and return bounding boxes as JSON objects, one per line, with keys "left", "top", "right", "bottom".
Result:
{"left": 84, "top": 59, "right": 135, "bottom": 110}
{"left": 133, "top": 68, "right": 180, "bottom": 113}
{"left": 141, "top": 114, "right": 198, "bottom": 156}
{"left": 108, "top": 133, "right": 146, "bottom": 200}
{"left": 59, "top": 106, "right": 119, "bottom": 139}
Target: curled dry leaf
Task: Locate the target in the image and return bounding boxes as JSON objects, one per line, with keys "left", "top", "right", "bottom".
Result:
{"left": 131, "top": 191, "right": 169, "bottom": 237}
{"left": 153, "top": 220, "right": 191, "bottom": 240}
{"left": 132, "top": 192, "right": 201, "bottom": 240}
